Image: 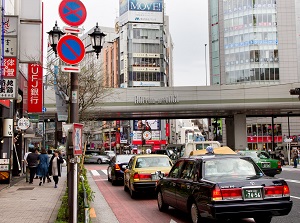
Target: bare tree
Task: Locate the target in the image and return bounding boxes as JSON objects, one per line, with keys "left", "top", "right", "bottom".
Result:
{"left": 46, "top": 54, "right": 113, "bottom": 121}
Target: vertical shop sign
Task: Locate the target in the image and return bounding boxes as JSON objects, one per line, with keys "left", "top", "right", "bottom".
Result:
{"left": 28, "top": 63, "right": 43, "bottom": 113}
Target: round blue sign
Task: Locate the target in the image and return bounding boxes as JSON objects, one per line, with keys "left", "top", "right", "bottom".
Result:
{"left": 59, "top": 0, "right": 87, "bottom": 27}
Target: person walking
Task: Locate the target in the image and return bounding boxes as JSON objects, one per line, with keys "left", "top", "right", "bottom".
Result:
{"left": 26, "top": 148, "right": 39, "bottom": 184}
{"left": 23, "top": 148, "right": 32, "bottom": 182}
{"left": 46, "top": 149, "right": 53, "bottom": 183}
{"left": 36, "top": 148, "right": 49, "bottom": 186}
{"left": 292, "top": 149, "right": 298, "bottom": 168}
{"left": 48, "top": 150, "right": 64, "bottom": 188}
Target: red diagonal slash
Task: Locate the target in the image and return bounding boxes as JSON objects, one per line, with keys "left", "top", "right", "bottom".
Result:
{"left": 64, "top": 3, "right": 82, "bottom": 20}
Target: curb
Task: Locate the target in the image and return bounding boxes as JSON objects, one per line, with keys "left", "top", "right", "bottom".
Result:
{"left": 48, "top": 178, "right": 67, "bottom": 223}
{"left": 87, "top": 170, "right": 119, "bottom": 223}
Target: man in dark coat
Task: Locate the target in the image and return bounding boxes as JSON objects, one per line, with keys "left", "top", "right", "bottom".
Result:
{"left": 26, "top": 148, "right": 39, "bottom": 184}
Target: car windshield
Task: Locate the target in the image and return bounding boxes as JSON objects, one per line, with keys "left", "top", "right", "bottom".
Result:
{"left": 116, "top": 155, "right": 134, "bottom": 163}
{"left": 203, "top": 158, "right": 262, "bottom": 180}
{"left": 135, "top": 157, "right": 172, "bottom": 168}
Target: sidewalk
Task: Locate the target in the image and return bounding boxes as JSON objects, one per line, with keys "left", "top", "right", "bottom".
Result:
{"left": 0, "top": 168, "right": 67, "bottom": 223}
{"left": 0, "top": 168, "right": 118, "bottom": 223}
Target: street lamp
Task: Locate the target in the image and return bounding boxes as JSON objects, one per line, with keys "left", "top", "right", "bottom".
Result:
{"left": 88, "top": 23, "right": 106, "bottom": 59}
{"left": 47, "top": 21, "right": 65, "bottom": 57}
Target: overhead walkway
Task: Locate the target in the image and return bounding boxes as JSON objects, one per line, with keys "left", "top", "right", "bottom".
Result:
{"left": 44, "top": 82, "right": 300, "bottom": 120}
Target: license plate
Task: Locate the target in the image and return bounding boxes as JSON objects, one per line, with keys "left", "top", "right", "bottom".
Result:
{"left": 243, "top": 188, "right": 262, "bottom": 200}
{"left": 262, "top": 162, "right": 271, "bottom": 168}
{"left": 151, "top": 174, "right": 159, "bottom": 180}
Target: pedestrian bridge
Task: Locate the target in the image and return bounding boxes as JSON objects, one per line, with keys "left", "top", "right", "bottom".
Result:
{"left": 44, "top": 82, "right": 300, "bottom": 120}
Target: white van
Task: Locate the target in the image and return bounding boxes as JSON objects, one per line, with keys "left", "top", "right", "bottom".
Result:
{"left": 182, "top": 141, "right": 221, "bottom": 157}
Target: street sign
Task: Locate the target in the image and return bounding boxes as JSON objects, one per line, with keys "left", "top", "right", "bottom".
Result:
{"left": 61, "top": 65, "right": 81, "bottom": 73}
{"left": 59, "top": 0, "right": 87, "bottom": 27}
{"left": 42, "top": 107, "right": 47, "bottom": 113}
{"left": 17, "top": 117, "right": 30, "bottom": 130}
{"left": 63, "top": 26, "right": 83, "bottom": 34}
{"left": 57, "top": 34, "right": 85, "bottom": 65}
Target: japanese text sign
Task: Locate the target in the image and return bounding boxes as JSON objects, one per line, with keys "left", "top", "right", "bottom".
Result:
{"left": 28, "top": 63, "right": 43, "bottom": 113}
{"left": 3, "top": 58, "right": 17, "bottom": 77}
{"left": 73, "top": 123, "right": 83, "bottom": 155}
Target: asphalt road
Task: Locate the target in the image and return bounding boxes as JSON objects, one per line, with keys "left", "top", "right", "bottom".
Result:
{"left": 87, "top": 164, "right": 300, "bottom": 223}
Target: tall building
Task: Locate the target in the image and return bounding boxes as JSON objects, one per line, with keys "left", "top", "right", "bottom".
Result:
{"left": 209, "top": 0, "right": 300, "bottom": 150}
{"left": 116, "top": 0, "right": 173, "bottom": 151}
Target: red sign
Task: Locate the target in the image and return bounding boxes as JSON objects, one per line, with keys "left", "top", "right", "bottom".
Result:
{"left": 57, "top": 34, "right": 85, "bottom": 65}
{"left": 2, "top": 58, "right": 17, "bottom": 77}
{"left": 28, "top": 63, "right": 43, "bottom": 113}
{"left": 59, "top": 0, "right": 87, "bottom": 27}
{"left": 165, "top": 123, "right": 170, "bottom": 137}
{"left": 247, "top": 136, "right": 283, "bottom": 143}
{"left": 0, "top": 100, "right": 10, "bottom": 107}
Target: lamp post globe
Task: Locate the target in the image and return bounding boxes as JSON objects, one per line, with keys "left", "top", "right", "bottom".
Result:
{"left": 88, "top": 22, "right": 106, "bottom": 59}
{"left": 47, "top": 21, "right": 65, "bottom": 56}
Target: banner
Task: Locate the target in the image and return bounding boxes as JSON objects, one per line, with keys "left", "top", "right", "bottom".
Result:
{"left": 28, "top": 63, "right": 43, "bottom": 113}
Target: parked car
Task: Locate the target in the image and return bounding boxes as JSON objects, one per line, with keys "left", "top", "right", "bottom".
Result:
{"left": 84, "top": 150, "right": 110, "bottom": 164}
{"left": 104, "top": 151, "right": 116, "bottom": 159}
{"left": 156, "top": 155, "right": 293, "bottom": 223}
{"left": 237, "top": 150, "right": 282, "bottom": 176}
{"left": 107, "top": 154, "right": 135, "bottom": 185}
{"left": 124, "top": 154, "right": 173, "bottom": 199}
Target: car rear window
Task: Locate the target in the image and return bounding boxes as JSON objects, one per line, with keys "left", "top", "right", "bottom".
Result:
{"left": 204, "top": 158, "right": 261, "bottom": 179}
{"left": 116, "top": 155, "right": 134, "bottom": 163}
{"left": 136, "top": 157, "right": 172, "bottom": 168}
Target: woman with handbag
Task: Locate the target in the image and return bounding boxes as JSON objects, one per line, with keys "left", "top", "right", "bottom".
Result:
{"left": 48, "top": 150, "right": 64, "bottom": 188}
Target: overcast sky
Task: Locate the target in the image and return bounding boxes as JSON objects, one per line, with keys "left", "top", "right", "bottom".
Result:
{"left": 43, "top": 0, "right": 209, "bottom": 86}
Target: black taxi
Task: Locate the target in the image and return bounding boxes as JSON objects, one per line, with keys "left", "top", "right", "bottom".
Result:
{"left": 156, "top": 155, "right": 293, "bottom": 223}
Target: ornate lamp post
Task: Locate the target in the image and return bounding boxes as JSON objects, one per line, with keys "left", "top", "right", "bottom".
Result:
{"left": 88, "top": 23, "right": 106, "bottom": 59}
{"left": 46, "top": 21, "right": 65, "bottom": 57}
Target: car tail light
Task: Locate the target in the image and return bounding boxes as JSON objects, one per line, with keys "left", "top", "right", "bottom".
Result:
{"left": 264, "top": 186, "right": 285, "bottom": 198}
{"left": 115, "top": 164, "right": 120, "bottom": 171}
{"left": 221, "top": 188, "right": 242, "bottom": 200}
{"left": 283, "top": 185, "right": 290, "bottom": 197}
{"left": 212, "top": 186, "right": 242, "bottom": 201}
{"left": 212, "top": 185, "right": 222, "bottom": 201}
{"left": 133, "top": 173, "right": 151, "bottom": 180}
{"left": 277, "top": 161, "right": 281, "bottom": 169}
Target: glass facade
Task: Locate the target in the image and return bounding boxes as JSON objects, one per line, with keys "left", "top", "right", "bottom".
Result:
{"left": 223, "top": 0, "right": 279, "bottom": 84}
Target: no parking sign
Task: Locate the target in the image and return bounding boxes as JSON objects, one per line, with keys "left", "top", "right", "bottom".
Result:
{"left": 57, "top": 34, "right": 85, "bottom": 65}
{"left": 59, "top": 0, "right": 87, "bottom": 27}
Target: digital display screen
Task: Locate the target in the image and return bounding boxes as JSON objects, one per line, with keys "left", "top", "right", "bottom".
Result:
{"left": 133, "top": 120, "right": 161, "bottom": 131}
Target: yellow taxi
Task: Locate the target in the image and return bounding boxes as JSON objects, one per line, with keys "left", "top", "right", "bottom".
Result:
{"left": 124, "top": 154, "right": 173, "bottom": 199}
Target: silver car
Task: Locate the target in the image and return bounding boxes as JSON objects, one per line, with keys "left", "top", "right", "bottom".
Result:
{"left": 84, "top": 151, "right": 110, "bottom": 164}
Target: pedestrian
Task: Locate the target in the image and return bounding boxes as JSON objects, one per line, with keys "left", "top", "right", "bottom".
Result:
{"left": 278, "top": 150, "right": 285, "bottom": 166}
{"left": 23, "top": 148, "right": 32, "bottom": 182}
{"left": 46, "top": 149, "right": 53, "bottom": 183}
{"left": 292, "top": 149, "right": 298, "bottom": 168}
{"left": 48, "top": 150, "right": 64, "bottom": 188}
{"left": 26, "top": 148, "right": 39, "bottom": 184}
{"left": 36, "top": 148, "right": 49, "bottom": 186}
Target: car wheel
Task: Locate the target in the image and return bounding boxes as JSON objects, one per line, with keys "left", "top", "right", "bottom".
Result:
{"left": 129, "top": 183, "right": 137, "bottom": 199}
{"left": 254, "top": 217, "right": 272, "bottom": 223}
{"left": 97, "top": 159, "right": 102, "bottom": 164}
{"left": 157, "top": 191, "right": 169, "bottom": 212}
{"left": 190, "top": 202, "right": 200, "bottom": 223}
{"left": 112, "top": 179, "right": 117, "bottom": 186}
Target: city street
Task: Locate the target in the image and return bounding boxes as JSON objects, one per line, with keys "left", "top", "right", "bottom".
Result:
{"left": 86, "top": 164, "right": 300, "bottom": 223}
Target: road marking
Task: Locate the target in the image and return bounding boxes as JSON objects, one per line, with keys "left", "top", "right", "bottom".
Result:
{"left": 284, "top": 179, "right": 300, "bottom": 184}
{"left": 91, "top": 170, "right": 100, "bottom": 176}
{"left": 291, "top": 196, "right": 300, "bottom": 200}
{"left": 170, "top": 219, "right": 177, "bottom": 223}
{"left": 90, "top": 207, "right": 96, "bottom": 218}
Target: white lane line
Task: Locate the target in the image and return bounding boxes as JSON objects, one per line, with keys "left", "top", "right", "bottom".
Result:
{"left": 102, "top": 169, "right": 108, "bottom": 175}
{"left": 91, "top": 170, "right": 100, "bottom": 176}
{"left": 291, "top": 196, "right": 300, "bottom": 200}
{"left": 170, "top": 219, "right": 177, "bottom": 223}
{"left": 284, "top": 179, "right": 300, "bottom": 184}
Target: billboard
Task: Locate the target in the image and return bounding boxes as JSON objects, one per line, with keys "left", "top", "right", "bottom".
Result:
{"left": 133, "top": 119, "right": 161, "bottom": 131}
{"left": 119, "top": 0, "right": 163, "bottom": 24}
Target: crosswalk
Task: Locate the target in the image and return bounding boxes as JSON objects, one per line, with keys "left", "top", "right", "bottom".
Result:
{"left": 91, "top": 169, "right": 107, "bottom": 176}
